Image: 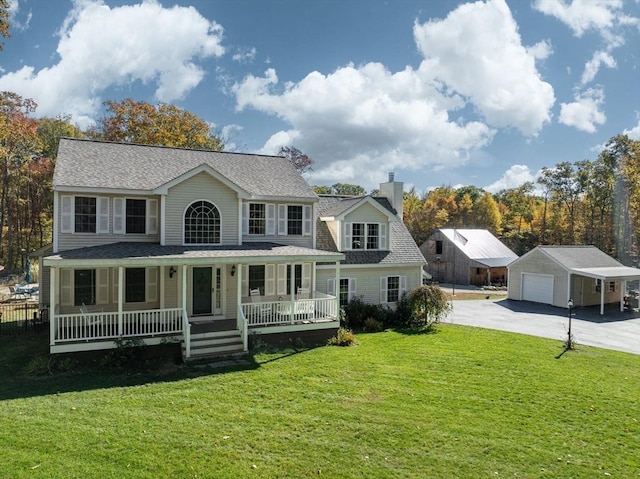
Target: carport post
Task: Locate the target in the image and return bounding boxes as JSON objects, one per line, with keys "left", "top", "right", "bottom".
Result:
{"left": 567, "top": 298, "right": 574, "bottom": 347}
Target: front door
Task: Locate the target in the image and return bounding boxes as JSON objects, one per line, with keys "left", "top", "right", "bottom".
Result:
{"left": 193, "top": 267, "right": 212, "bottom": 315}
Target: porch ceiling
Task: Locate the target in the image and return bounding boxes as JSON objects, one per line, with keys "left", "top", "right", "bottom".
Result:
{"left": 43, "top": 242, "right": 345, "bottom": 267}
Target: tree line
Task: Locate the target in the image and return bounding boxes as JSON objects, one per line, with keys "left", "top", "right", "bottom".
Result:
{"left": 403, "top": 134, "right": 640, "bottom": 266}
{"left": 1, "top": 90, "right": 638, "bottom": 275}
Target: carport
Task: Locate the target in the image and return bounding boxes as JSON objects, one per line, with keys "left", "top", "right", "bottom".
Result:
{"left": 570, "top": 266, "right": 640, "bottom": 314}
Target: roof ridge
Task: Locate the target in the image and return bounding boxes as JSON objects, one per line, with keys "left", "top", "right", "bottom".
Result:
{"left": 59, "top": 137, "right": 285, "bottom": 159}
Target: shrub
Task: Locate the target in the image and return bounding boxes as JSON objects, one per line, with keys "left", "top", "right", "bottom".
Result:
{"left": 406, "top": 284, "right": 452, "bottom": 330}
{"left": 327, "top": 328, "right": 357, "bottom": 346}
{"left": 24, "top": 355, "right": 77, "bottom": 376}
{"left": 99, "top": 337, "right": 147, "bottom": 368}
{"left": 363, "top": 317, "right": 384, "bottom": 332}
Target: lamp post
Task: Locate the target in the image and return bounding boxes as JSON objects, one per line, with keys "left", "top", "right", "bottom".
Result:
{"left": 567, "top": 298, "right": 574, "bottom": 348}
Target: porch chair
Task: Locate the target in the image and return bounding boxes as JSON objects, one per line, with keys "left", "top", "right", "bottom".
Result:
{"left": 80, "top": 303, "right": 104, "bottom": 336}
{"left": 249, "top": 289, "right": 272, "bottom": 319}
{"left": 8, "top": 286, "right": 27, "bottom": 301}
{"left": 296, "top": 287, "right": 315, "bottom": 322}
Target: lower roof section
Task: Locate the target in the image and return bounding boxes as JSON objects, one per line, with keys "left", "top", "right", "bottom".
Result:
{"left": 43, "top": 242, "right": 344, "bottom": 268}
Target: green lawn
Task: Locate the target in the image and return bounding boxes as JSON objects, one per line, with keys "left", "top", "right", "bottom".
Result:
{"left": 1, "top": 326, "right": 638, "bottom": 478}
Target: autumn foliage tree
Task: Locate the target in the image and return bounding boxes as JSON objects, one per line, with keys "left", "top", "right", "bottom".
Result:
{"left": 0, "top": 0, "right": 9, "bottom": 51}
{"left": 278, "top": 146, "right": 314, "bottom": 174}
{"left": 94, "top": 99, "right": 223, "bottom": 151}
{"left": 0, "top": 92, "right": 42, "bottom": 271}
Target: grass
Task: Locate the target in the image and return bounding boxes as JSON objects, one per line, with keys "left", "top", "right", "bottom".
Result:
{"left": 1, "top": 327, "right": 639, "bottom": 478}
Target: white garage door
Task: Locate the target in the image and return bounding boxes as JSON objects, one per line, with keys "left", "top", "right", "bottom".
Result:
{"left": 522, "top": 273, "right": 554, "bottom": 304}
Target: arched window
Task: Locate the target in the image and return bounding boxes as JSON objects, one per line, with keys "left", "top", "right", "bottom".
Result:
{"left": 184, "top": 201, "right": 221, "bottom": 244}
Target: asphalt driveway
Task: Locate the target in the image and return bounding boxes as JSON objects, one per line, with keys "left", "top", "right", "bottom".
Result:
{"left": 446, "top": 298, "right": 640, "bottom": 356}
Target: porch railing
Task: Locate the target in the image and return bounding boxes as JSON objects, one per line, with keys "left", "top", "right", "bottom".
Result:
{"left": 54, "top": 308, "right": 184, "bottom": 343}
{"left": 182, "top": 307, "right": 191, "bottom": 358}
{"left": 240, "top": 292, "right": 338, "bottom": 327}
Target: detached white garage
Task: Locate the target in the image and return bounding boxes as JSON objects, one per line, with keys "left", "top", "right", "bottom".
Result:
{"left": 521, "top": 273, "right": 554, "bottom": 304}
{"left": 508, "top": 245, "right": 640, "bottom": 314}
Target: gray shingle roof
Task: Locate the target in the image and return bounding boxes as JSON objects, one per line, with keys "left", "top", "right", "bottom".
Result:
{"left": 538, "top": 245, "right": 624, "bottom": 269}
{"left": 316, "top": 196, "right": 425, "bottom": 266}
{"left": 54, "top": 138, "right": 317, "bottom": 200}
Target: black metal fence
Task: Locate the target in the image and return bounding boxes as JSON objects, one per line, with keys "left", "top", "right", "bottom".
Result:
{"left": 0, "top": 301, "right": 47, "bottom": 334}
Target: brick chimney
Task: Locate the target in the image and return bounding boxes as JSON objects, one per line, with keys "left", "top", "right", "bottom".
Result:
{"left": 379, "top": 172, "right": 403, "bottom": 219}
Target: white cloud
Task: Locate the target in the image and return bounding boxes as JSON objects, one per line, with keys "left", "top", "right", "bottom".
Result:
{"left": 413, "top": 0, "right": 555, "bottom": 136}
{"left": 233, "top": 64, "right": 496, "bottom": 189}
{"left": 527, "top": 39, "right": 554, "bottom": 60}
{"left": 484, "top": 164, "right": 538, "bottom": 193}
{"left": 559, "top": 88, "right": 606, "bottom": 133}
{"left": 623, "top": 116, "right": 640, "bottom": 140}
{"left": 232, "top": 0, "right": 555, "bottom": 189}
{"left": 581, "top": 50, "right": 616, "bottom": 84}
{"left": 532, "top": 0, "right": 636, "bottom": 38}
{"left": 0, "top": 0, "right": 225, "bottom": 127}
{"left": 232, "top": 47, "right": 257, "bottom": 63}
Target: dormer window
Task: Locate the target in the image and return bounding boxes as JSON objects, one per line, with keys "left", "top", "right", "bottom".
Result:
{"left": 346, "top": 222, "right": 386, "bottom": 250}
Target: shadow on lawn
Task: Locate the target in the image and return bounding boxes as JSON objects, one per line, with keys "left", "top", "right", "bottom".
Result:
{"left": 0, "top": 331, "right": 263, "bottom": 401}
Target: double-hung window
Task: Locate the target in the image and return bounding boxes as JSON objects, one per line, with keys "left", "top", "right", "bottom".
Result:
{"left": 249, "top": 203, "right": 266, "bottom": 235}
{"left": 381, "top": 275, "right": 406, "bottom": 303}
{"left": 346, "top": 222, "right": 386, "bottom": 250}
{"left": 74, "top": 197, "right": 97, "bottom": 233}
{"left": 287, "top": 205, "right": 303, "bottom": 235}
{"left": 327, "top": 277, "right": 356, "bottom": 307}
{"left": 126, "top": 199, "right": 146, "bottom": 234}
{"left": 125, "top": 268, "right": 146, "bottom": 303}
{"left": 248, "top": 265, "right": 266, "bottom": 295}
{"left": 74, "top": 269, "right": 96, "bottom": 305}
{"left": 62, "top": 196, "right": 109, "bottom": 234}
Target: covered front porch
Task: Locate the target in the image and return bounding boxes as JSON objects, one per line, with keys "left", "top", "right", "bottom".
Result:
{"left": 43, "top": 242, "right": 345, "bottom": 356}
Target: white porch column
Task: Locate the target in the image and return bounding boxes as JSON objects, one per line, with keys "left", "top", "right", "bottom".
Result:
{"left": 236, "top": 263, "right": 242, "bottom": 329}
{"left": 49, "top": 267, "right": 57, "bottom": 346}
{"left": 159, "top": 265, "right": 166, "bottom": 310}
{"left": 181, "top": 265, "right": 187, "bottom": 312}
{"left": 118, "top": 267, "right": 124, "bottom": 336}
{"left": 600, "top": 280, "right": 605, "bottom": 315}
{"left": 566, "top": 272, "right": 572, "bottom": 306}
{"left": 335, "top": 260, "right": 341, "bottom": 321}
{"left": 620, "top": 280, "right": 626, "bottom": 312}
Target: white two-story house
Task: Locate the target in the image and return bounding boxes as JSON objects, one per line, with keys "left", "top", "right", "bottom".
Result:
{"left": 41, "top": 139, "right": 424, "bottom": 359}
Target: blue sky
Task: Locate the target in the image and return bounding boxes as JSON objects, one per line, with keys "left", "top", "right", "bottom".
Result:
{"left": 2, "top": 0, "right": 639, "bottom": 194}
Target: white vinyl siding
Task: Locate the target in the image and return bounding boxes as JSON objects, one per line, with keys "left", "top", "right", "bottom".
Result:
{"left": 164, "top": 172, "right": 238, "bottom": 246}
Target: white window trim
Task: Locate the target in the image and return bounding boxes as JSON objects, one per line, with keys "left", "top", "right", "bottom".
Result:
{"left": 346, "top": 222, "right": 386, "bottom": 251}
{"left": 380, "top": 275, "right": 406, "bottom": 303}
